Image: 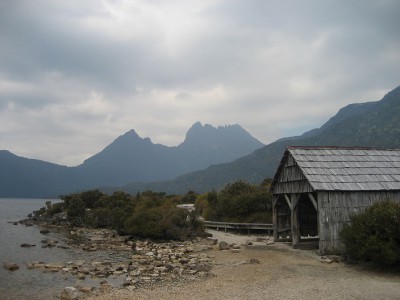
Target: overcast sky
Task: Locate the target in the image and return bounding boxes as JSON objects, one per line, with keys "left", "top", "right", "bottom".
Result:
{"left": 1, "top": 0, "right": 399, "bottom": 166}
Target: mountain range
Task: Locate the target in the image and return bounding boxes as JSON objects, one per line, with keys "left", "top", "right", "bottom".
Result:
{"left": 110, "top": 85, "right": 400, "bottom": 195}
{"left": 1, "top": 85, "right": 399, "bottom": 198}
{"left": 0, "top": 123, "right": 264, "bottom": 197}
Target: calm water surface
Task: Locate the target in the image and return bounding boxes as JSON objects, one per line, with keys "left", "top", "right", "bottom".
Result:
{"left": 0, "top": 198, "right": 126, "bottom": 300}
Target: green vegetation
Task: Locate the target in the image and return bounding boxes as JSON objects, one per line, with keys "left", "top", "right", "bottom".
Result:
{"left": 340, "top": 200, "right": 400, "bottom": 267}
{"left": 42, "top": 180, "right": 272, "bottom": 240}
{"left": 49, "top": 190, "right": 204, "bottom": 241}
{"left": 196, "top": 179, "right": 272, "bottom": 223}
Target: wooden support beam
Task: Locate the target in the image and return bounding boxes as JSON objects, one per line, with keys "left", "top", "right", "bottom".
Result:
{"left": 272, "top": 195, "right": 278, "bottom": 242}
{"left": 308, "top": 193, "right": 318, "bottom": 210}
{"left": 291, "top": 194, "right": 300, "bottom": 246}
{"left": 292, "top": 194, "right": 300, "bottom": 209}
{"left": 308, "top": 193, "right": 320, "bottom": 239}
{"left": 272, "top": 196, "right": 277, "bottom": 209}
{"left": 284, "top": 194, "right": 292, "bottom": 210}
{"left": 283, "top": 193, "right": 300, "bottom": 246}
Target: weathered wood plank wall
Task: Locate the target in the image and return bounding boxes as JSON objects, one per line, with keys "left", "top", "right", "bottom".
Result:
{"left": 273, "top": 153, "right": 314, "bottom": 194}
{"left": 318, "top": 191, "right": 400, "bottom": 254}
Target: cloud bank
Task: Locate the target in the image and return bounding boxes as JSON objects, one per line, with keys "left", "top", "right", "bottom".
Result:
{"left": 0, "top": 0, "right": 399, "bottom": 165}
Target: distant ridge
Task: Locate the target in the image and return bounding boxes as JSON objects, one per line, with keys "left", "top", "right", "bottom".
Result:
{"left": 75, "top": 122, "right": 264, "bottom": 188}
{"left": 112, "top": 85, "right": 400, "bottom": 195}
{"left": 0, "top": 150, "right": 77, "bottom": 198}
{"left": 2, "top": 85, "right": 399, "bottom": 198}
{"left": 0, "top": 123, "right": 264, "bottom": 197}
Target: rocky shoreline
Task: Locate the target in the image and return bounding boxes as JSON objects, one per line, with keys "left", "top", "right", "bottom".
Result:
{"left": 5, "top": 217, "right": 260, "bottom": 299}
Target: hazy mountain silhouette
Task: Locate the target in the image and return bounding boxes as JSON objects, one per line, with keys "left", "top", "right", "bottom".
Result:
{"left": 0, "top": 150, "right": 77, "bottom": 198}
{"left": 115, "top": 85, "right": 400, "bottom": 195}
{"left": 0, "top": 123, "right": 264, "bottom": 197}
{"left": 75, "top": 123, "right": 264, "bottom": 188}
{"left": 2, "top": 85, "right": 399, "bottom": 198}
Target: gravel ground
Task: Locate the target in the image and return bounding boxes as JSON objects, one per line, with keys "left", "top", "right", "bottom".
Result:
{"left": 88, "top": 230, "right": 400, "bottom": 300}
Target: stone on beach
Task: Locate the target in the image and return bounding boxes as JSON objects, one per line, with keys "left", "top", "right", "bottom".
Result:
{"left": 218, "top": 241, "right": 230, "bottom": 250}
{"left": 3, "top": 263, "right": 19, "bottom": 271}
{"left": 61, "top": 287, "right": 79, "bottom": 300}
{"left": 20, "top": 243, "right": 36, "bottom": 247}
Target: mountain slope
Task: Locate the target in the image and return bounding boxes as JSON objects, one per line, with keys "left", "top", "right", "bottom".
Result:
{"left": 0, "top": 123, "right": 264, "bottom": 197}
{"left": 117, "top": 85, "right": 400, "bottom": 194}
{"left": 175, "top": 122, "right": 264, "bottom": 172}
{"left": 76, "top": 129, "right": 173, "bottom": 187}
{"left": 76, "top": 123, "right": 264, "bottom": 188}
{"left": 0, "top": 151, "right": 79, "bottom": 198}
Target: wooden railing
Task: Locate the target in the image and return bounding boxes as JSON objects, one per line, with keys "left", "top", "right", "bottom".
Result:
{"left": 203, "top": 221, "right": 273, "bottom": 234}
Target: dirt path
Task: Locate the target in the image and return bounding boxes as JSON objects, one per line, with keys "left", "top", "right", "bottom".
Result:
{"left": 89, "top": 230, "right": 400, "bottom": 300}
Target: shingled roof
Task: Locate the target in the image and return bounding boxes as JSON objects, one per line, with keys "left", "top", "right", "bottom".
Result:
{"left": 276, "top": 146, "right": 400, "bottom": 191}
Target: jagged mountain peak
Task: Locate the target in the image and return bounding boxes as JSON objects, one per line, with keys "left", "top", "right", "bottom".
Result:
{"left": 108, "top": 129, "right": 156, "bottom": 149}
{"left": 183, "top": 122, "right": 258, "bottom": 144}
{"left": 124, "top": 129, "right": 140, "bottom": 138}
{"left": 74, "top": 122, "right": 264, "bottom": 188}
{"left": 185, "top": 122, "right": 214, "bottom": 136}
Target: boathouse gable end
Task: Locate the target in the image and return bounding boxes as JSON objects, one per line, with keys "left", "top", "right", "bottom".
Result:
{"left": 270, "top": 150, "right": 314, "bottom": 195}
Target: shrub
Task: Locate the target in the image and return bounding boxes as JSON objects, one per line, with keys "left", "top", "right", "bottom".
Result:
{"left": 205, "top": 180, "right": 272, "bottom": 223}
{"left": 194, "top": 194, "right": 209, "bottom": 219}
{"left": 46, "top": 202, "right": 64, "bottom": 216}
{"left": 60, "top": 189, "right": 205, "bottom": 240}
{"left": 80, "top": 190, "right": 105, "bottom": 208}
{"left": 124, "top": 206, "right": 202, "bottom": 240}
{"left": 66, "top": 196, "right": 86, "bottom": 226}
{"left": 124, "top": 207, "right": 167, "bottom": 239}
{"left": 340, "top": 200, "right": 400, "bottom": 267}
{"left": 85, "top": 207, "right": 113, "bottom": 228}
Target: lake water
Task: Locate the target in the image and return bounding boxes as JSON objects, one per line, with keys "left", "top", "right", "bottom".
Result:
{"left": 0, "top": 198, "right": 125, "bottom": 300}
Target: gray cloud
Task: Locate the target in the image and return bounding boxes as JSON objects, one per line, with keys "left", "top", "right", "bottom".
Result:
{"left": 0, "top": 0, "right": 399, "bottom": 165}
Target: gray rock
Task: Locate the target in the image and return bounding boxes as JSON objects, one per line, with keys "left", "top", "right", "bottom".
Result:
{"left": 99, "top": 283, "right": 112, "bottom": 293}
{"left": 3, "top": 263, "right": 19, "bottom": 271}
{"left": 326, "top": 255, "right": 344, "bottom": 263}
{"left": 319, "top": 257, "right": 333, "bottom": 264}
{"left": 77, "top": 285, "right": 95, "bottom": 293}
{"left": 218, "top": 241, "right": 229, "bottom": 250}
{"left": 249, "top": 258, "right": 260, "bottom": 264}
{"left": 57, "top": 245, "right": 70, "bottom": 249}
{"left": 21, "top": 243, "right": 36, "bottom": 248}
{"left": 60, "top": 287, "right": 79, "bottom": 300}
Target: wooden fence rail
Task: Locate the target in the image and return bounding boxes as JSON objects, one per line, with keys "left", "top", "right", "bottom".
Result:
{"left": 203, "top": 221, "right": 273, "bottom": 235}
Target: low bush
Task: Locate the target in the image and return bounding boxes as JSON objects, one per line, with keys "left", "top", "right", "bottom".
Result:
{"left": 60, "top": 189, "right": 204, "bottom": 240}
{"left": 340, "top": 200, "right": 400, "bottom": 267}
{"left": 46, "top": 202, "right": 64, "bottom": 216}
{"left": 124, "top": 206, "right": 202, "bottom": 240}
{"left": 65, "top": 196, "right": 86, "bottom": 226}
{"left": 202, "top": 180, "right": 272, "bottom": 223}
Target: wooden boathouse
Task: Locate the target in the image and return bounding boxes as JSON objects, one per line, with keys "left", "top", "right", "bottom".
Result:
{"left": 270, "top": 146, "right": 400, "bottom": 254}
